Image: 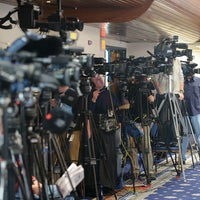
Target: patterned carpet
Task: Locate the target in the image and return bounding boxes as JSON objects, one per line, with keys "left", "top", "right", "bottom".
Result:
{"left": 144, "top": 167, "right": 200, "bottom": 200}
{"left": 104, "top": 151, "right": 200, "bottom": 200}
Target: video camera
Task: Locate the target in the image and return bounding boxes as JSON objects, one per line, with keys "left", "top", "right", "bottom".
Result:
{"left": 0, "top": 30, "right": 97, "bottom": 135}
{"left": 17, "top": 2, "right": 83, "bottom": 31}
{"left": 154, "top": 35, "right": 193, "bottom": 60}
{"left": 93, "top": 56, "right": 157, "bottom": 82}
{"left": 181, "top": 61, "right": 198, "bottom": 77}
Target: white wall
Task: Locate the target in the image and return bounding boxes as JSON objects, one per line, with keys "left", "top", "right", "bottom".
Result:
{"left": 0, "top": 3, "right": 24, "bottom": 49}
{"left": 127, "top": 42, "right": 156, "bottom": 58}
{"left": 188, "top": 46, "right": 200, "bottom": 68}
{"left": 106, "top": 38, "right": 127, "bottom": 49}
{"left": 76, "top": 25, "right": 104, "bottom": 57}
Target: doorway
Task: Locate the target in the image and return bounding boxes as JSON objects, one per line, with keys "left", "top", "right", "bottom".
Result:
{"left": 105, "top": 46, "right": 126, "bottom": 62}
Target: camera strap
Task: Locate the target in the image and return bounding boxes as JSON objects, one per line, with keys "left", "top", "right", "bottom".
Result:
{"left": 108, "top": 86, "right": 118, "bottom": 126}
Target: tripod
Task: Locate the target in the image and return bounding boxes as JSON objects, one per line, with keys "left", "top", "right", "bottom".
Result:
{"left": 118, "top": 104, "right": 137, "bottom": 193}
{"left": 0, "top": 94, "right": 33, "bottom": 200}
{"left": 74, "top": 82, "right": 99, "bottom": 199}
{"left": 138, "top": 86, "right": 155, "bottom": 184}
{"left": 26, "top": 87, "right": 78, "bottom": 200}
{"left": 128, "top": 80, "right": 155, "bottom": 185}
{"left": 156, "top": 72, "right": 187, "bottom": 181}
{"left": 77, "top": 79, "right": 118, "bottom": 200}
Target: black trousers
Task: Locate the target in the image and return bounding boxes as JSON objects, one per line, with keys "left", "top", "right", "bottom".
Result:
{"left": 155, "top": 93, "right": 183, "bottom": 145}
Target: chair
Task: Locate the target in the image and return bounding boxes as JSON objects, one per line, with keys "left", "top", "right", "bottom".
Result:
{"left": 151, "top": 122, "right": 181, "bottom": 176}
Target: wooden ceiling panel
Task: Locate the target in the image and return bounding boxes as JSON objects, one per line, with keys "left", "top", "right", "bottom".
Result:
{"left": 38, "top": 0, "right": 148, "bottom": 8}
{"left": 87, "top": 0, "right": 200, "bottom": 44}
{"left": 31, "top": 0, "right": 153, "bottom": 23}
{"left": 139, "top": 0, "right": 200, "bottom": 43}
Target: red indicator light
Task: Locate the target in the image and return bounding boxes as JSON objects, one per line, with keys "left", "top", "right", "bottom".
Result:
{"left": 46, "top": 113, "right": 52, "bottom": 120}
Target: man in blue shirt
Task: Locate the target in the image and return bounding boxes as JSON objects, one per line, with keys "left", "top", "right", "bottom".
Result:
{"left": 183, "top": 73, "right": 200, "bottom": 157}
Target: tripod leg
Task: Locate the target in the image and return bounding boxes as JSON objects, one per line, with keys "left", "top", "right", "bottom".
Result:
{"left": 29, "top": 139, "right": 50, "bottom": 200}
{"left": 129, "top": 136, "right": 140, "bottom": 178}
{"left": 121, "top": 134, "right": 136, "bottom": 193}
{"left": 175, "top": 97, "right": 199, "bottom": 166}
{"left": 0, "top": 160, "right": 6, "bottom": 200}
{"left": 190, "top": 116, "right": 200, "bottom": 159}
{"left": 139, "top": 125, "right": 154, "bottom": 184}
{"left": 182, "top": 116, "right": 199, "bottom": 167}
{"left": 169, "top": 94, "right": 186, "bottom": 181}
{"left": 7, "top": 149, "right": 33, "bottom": 200}
{"left": 79, "top": 113, "right": 99, "bottom": 199}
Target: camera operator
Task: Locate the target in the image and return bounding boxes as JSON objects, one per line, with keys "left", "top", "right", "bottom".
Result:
{"left": 50, "top": 85, "right": 77, "bottom": 112}
{"left": 85, "top": 72, "right": 120, "bottom": 196}
{"left": 128, "top": 75, "right": 156, "bottom": 182}
{"left": 152, "top": 58, "right": 187, "bottom": 162}
{"left": 153, "top": 58, "right": 184, "bottom": 101}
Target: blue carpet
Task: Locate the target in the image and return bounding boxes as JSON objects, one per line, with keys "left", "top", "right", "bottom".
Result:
{"left": 144, "top": 166, "right": 200, "bottom": 199}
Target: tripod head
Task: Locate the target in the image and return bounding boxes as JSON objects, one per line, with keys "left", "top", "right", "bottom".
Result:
{"left": 128, "top": 78, "right": 156, "bottom": 125}
{"left": 79, "top": 76, "right": 93, "bottom": 96}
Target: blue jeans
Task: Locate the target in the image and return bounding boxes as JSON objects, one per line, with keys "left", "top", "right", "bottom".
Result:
{"left": 181, "top": 114, "right": 200, "bottom": 161}
{"left": 190, "top": 114, "right": 200, "bottom": 150}
{"left": 181, "top": 135, "right": 188, "bottom": 161}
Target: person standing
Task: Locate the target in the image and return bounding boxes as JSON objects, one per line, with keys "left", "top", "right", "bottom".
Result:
{"left": 153, "top": 57, "right": 187, "bottom": 162}
{"left": 183, "top": 72, "right": 200, "bottom": 159}
{"left": 128, "top": 75, "right": 156, "bottom": 182}
{"left": 81, "top": 73, "right": 120, "bottom": 197}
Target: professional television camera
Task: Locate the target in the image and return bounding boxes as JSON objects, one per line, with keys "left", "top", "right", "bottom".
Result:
{"left": 154, "top": 35, "right": 192, "bottom": 60}
{"left": 181, "top": 61, "right": 198, "bottom": 78}
{"left": 143, "top": 35, "right": 193, "bottom": 76}
{"left": 93, "top": 56, "right": 155, "bottom": 80}
{"left": 17, "top": 3, "right": 84, "bottom": 32}
{"left": 92, "top": 56, "right": 157, "bottom": 101}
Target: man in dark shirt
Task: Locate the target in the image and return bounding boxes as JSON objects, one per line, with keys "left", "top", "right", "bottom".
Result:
{"left": 183, "top": 73, "right": 200, "bottom": 155}
{"left": 81, "top": 73, "right": 120, "bottom": 197}
{"left": 128, "top": 75, "right": 156, "bottom": 182}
